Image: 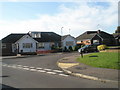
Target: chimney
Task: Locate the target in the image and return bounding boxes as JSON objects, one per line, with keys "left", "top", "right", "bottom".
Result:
{"left": 97, "top": 30, "right": 101, "bottom": 33}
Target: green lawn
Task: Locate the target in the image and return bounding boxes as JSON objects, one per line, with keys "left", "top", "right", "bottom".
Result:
{"left": 77, "top": 52, "right": 119, "bottom": 69}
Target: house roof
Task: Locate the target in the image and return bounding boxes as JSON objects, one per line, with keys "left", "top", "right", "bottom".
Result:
{"left": 112, "top": 33, "right": 120, "bottom": 38}
{"left": 62, "top": 34, "right": 75, "bottom": 40}
{"left": 76, "top": 31, "right": 96, "bottom": 41}
{"left": 1, "top": 32, "right": 61, "bottom": 43}
{"left": 2, "top": 33, "right": 26, "bottom": 43}
{"left": 76, "top": 30, "right": 114, "bottom": 41}
{"left": 30, "top": 32, "right": 61, "bottom": 42}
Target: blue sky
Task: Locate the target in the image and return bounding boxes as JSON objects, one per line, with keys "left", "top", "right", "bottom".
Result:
{"left": 1, "top": 2, "right": 60, "bottom": 20}
{"left": 0, "top": 1, "right": 118, "bottom": 39}
{"left": 1, "top": 2, "right": 76, "bottom": 20}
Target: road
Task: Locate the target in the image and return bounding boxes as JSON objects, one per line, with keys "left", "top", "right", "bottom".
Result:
{"left": 1, "top": 52, "right": 118, "bottom": 88}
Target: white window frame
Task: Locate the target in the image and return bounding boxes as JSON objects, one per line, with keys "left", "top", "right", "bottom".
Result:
{"left": 23, "top": 43, "right": 33, "bottom": 48}
{"left": 37, "top": 43, "right": 44, "bottom": 49}
{"left": 93, "top": 40, "right": 99, "bottom": 43}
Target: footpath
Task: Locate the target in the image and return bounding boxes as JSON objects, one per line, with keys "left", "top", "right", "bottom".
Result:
{"left": 0, "top": 54, "right": 45, "bottom": 60}
{"left": 57, "top": 54, "right": 119, "bottom": 83}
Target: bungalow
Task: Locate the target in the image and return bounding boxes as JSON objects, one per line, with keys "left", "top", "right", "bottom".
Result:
{"left": 61, "top": 34, "right": 76, "bottom": 50}
{"left": 28, "top": 31, "right": 61, "bottom": 53}
{"left": 2, "top": 34, "right": 38, "bottom": 56}
{"left": 76, "top": 30, "right": 116, "bottom": 46}
{"left": 1, "top": 32, "right": 61, "bottom": 56}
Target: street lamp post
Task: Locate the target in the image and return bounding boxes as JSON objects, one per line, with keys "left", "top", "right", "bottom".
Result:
{"left": 69, "top": 28, "right": 71, "bottom": 35}
{"left": 61, "top": 27, "right": 63, "bottom": 52}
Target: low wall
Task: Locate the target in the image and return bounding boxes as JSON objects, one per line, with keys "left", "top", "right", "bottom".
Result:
{"left": 36, "top": 50, "right": 57, "bottom": 54}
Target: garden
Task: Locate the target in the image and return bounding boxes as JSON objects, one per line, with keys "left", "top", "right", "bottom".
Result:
{"left": 77, "top": 45, "right": 120, "bottom": 70}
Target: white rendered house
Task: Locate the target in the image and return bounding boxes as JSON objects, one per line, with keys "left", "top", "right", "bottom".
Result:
{"left": 61, "top": 34, "right": 76, "bottom": 50}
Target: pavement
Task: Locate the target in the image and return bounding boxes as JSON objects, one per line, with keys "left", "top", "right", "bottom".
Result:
{"left": 57, "top": 54, "right": 119, "bottom": 83}
{"left": 0, "top": 54, "right": 45, "bottom": 59}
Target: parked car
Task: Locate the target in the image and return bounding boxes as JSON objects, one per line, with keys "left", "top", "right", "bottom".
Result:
{"left": 78, "top": 43, "right": 100, "bottom": 53}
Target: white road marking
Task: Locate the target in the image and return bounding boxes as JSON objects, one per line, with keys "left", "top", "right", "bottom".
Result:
{"left": 17, "top": 65, "right": 23, "bottom": 67}
{"left": 59, "top": 74, "right": 69, "bottom": 77}
{"left": 23, "top": 68, "right": 30, "bottom": 70}
{"left": 7, "top": 65, "right": 12, "bottom": 67}
{"left": 30, "top": 69, "right": 37, "bottom": 71}
{"left": 44, "top": 68, "right": 52, "bottom": 71}
{"left": 11, "top": 65, "right": 17, "bottom": 68}
{"left": 36, "top": 67, "right": 43, "bottom": 70}
{"left": 37, "top": 70, "right": 46, "bottom": 72}
{"left": 53, "top": 70, "right": 63, "bottom": 73}
{"left": 46, "top": 72, "right": 56, "bottom": 75}
{"left": 29, "top": 67, "right": 35, "bottom": 69}
{"left": 23, "top": 66, "right": 29, "bottom": 68}
{"left": 2, "top": 64, "right": 7, "bottom": 66}
{"left": 3, "top": 64, "right": 69, "bottom": 77}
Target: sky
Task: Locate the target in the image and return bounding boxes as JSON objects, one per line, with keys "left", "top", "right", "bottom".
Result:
{"left": 0, "top": 0, "right": 119, "bottom": 39}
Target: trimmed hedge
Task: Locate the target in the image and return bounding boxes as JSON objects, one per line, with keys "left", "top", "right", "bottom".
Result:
{"left": 97, "top": 45, "right": 107, "bottom": 51}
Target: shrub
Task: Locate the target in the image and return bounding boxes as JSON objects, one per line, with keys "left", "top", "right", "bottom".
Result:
{"left": 68, "top": 46, "right": 73, "bottom": 51}
{"left": 51, "top": 45, "right": 56, "bottom": 50}
{"left": 97, "top": 45, "right": 107, "bottom": 51}
{"left": 73, "top": 45, "right": 81, "bottom": 51}
{"left": 64, "top": 46, "right": 68, "bottom": 52}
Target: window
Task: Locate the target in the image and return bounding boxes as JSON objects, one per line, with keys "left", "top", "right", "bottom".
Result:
{"left": 93, "top": 40, "right": 99, "bottom": 43}
{"left": 34, "top": 34, "right": 37, "bottom": 38}
{"left": 37, "top": 33, "right": 41, "bottom": 38}
{"left": 2, "top": 43, "right": 6, "bottom": 49}
{"left": 37, "top": 43, "right": 44, "bottom": 48}
{"left": 23, "top": 43, "right": 33, "bottom": 48}
{"left": 31, "top": 33, "right": 35, "bottom": 38}
{"left": 66, "top": 41, "right": 74, "bottom": 46}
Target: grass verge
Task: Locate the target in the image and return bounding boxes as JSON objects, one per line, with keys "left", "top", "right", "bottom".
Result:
{"left": 77, "top": 52, "right": 119, "bottom": 69}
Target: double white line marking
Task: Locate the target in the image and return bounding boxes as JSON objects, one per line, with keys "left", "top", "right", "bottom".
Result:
{"left": 2, "top": 64, "right": 69, "bottom": 77}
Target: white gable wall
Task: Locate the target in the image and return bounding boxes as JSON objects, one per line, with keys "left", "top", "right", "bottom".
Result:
{"left": 37, "top": 42, "right": 51, "bottom": 51}
{"left": 62, "top": 36, "right": 76, "bottom": 49}
{"left": 15, "top": 35, "right": 37, "bottom": 53}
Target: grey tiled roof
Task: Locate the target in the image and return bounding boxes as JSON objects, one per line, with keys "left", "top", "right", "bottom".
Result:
{"left": 76, "top": 30, "right": 114, "bottom": 41}
{"left": 32, "top": 32, "right": 61, "bottom": 42}
{"left": 2, "top": 34, "right": 26, "bottom": 43}
{"left": 76, "top": 31, "right": 96, "bottom": 41}
{"left": 2, "top": 32, "right": 61, "bottom": 43}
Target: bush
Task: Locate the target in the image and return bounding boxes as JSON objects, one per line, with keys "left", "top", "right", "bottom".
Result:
{"left": 51, "top": 45, "right": 55, "bottom": 50}
{"left": 97, "top": 45, "right": 107, "bottom": 51}
{"left": 63, "top": 46, "right": 68, "bottom": 52}
{"left": 73, "top": 45, "right": 81, "bottom": 51}
{"left": 68, "top": 46, "right": 73, "bottom": 51}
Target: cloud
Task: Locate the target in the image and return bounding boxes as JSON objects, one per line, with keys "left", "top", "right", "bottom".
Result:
{"left": 0, "top": 1, "right": 118, "bottom": 39}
